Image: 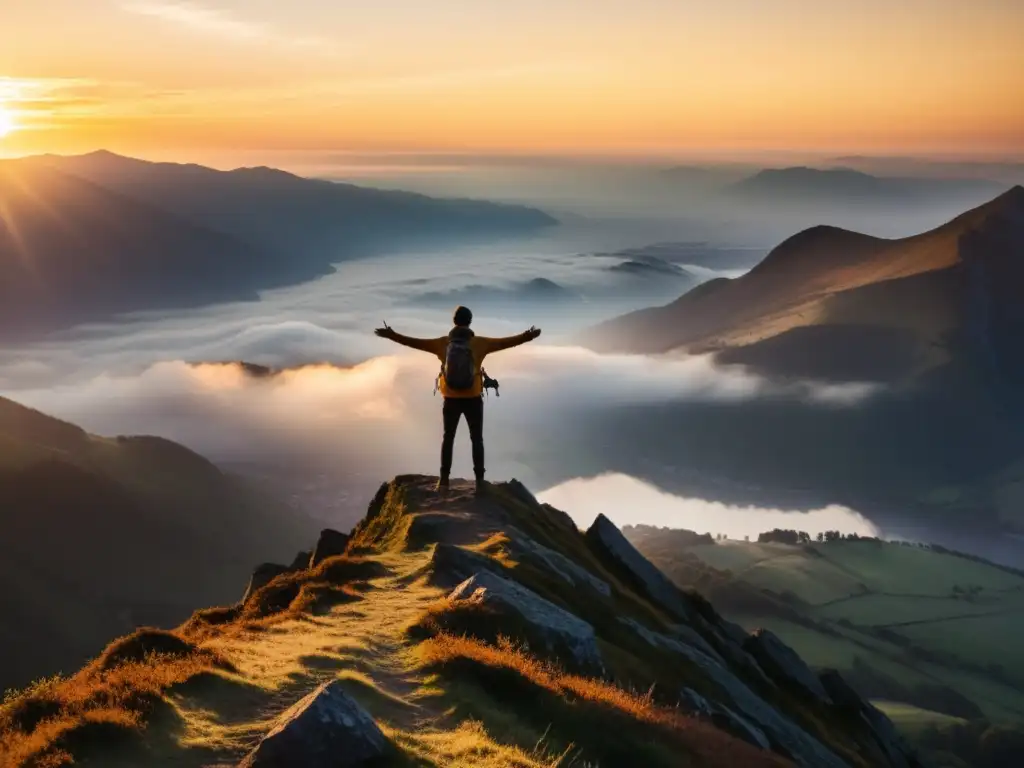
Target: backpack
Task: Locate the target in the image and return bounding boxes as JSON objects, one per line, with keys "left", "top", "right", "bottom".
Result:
{"left": 442, "top": 336, "right": 476, "bottom": 391}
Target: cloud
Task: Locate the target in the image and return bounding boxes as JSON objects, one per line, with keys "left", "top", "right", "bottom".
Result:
{"left": 120, "top": 1, "right": 335, "bottom": 54}
{"left": 537, "top": 473, "right": 881, "bottom": 540}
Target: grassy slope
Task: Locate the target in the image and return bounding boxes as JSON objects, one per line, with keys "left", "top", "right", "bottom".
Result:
{"left": 1, "top": 477, "right": 891, "bottom": 768}
{"left": 630, "top": 533, "right": 1024, "bottom": 725}
{"left": 0, "top": 397, "right": 311, "bottom": 692}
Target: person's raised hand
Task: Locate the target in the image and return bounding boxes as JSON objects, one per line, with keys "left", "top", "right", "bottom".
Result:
{"left": 527, "top": 326, "right": 542, "bottom": 340}
{"left": 374, "top": 325, "right": 396, "bottom": 340}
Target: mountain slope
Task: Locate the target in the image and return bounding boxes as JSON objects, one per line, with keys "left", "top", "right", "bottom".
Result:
{"left": 584, "top": 185, "right": 1024, "bottom": 385}
{"left": 1, "top": 153, "right": 556, "bottom": 339}
{"left": 0, "top": 475, "right": 923, "bottom": 767}
{"left": 0, "top": 396, "right": 312, "bottom": 691}
{"left": 37, "top": 150, "right": 558, "bottom": 259}
{"left": 0, "top": 161, "right": 291, "bottom": 338}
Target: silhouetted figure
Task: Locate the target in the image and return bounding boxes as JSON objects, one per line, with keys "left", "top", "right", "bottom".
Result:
{"left": 375, "top": 306, "right": 541, "bottom": 494}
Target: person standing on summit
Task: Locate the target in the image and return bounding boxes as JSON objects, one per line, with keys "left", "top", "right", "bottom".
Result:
{"left": 375, "top": 306, "right": 541, "bottom": 495}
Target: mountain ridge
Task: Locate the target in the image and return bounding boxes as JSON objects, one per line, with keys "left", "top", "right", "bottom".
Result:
{"left": 0, "top": 474, "right": 924, "bottom": 767}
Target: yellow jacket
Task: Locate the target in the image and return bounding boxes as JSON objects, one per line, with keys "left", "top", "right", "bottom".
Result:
{"left": 387, "top": 327, "right": 533, "bottom": 397}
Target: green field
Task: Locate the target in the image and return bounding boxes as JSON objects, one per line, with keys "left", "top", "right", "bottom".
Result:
{"left": 816, "top": 592, "right": 1015, "bottom": 626}
{"left": 631, "top": 534, "right": 1024, "bottom": 729}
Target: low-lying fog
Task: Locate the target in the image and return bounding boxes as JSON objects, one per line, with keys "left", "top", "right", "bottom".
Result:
{"left": 0, "top": 160, "right": 1008, "bottom": 543}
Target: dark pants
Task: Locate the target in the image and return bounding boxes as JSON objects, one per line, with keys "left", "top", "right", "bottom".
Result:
{"left": 441, "top": 396, "right": 484, "bottom": 481}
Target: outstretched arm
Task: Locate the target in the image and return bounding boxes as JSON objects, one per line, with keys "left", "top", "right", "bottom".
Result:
{"left": 374, "top": 326, "right": 445, "bottom": 356}
{"left": 481, "top": 326, "right": 542, "bottom": 355}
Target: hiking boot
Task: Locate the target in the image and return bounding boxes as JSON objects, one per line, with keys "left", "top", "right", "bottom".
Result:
{"left": 435, "top": 477, "right": 450, "bottom": 494}
{"left": 474, "top": 478, "right": 486, "bottom": 496}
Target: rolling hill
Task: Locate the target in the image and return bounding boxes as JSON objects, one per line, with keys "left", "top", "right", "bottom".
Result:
{"left": 625, "top": 526, "right": 1024, "bottom": 766}
{"left": 0, "top": 475, "right": 924, "bottom": 767}
{"left": 0, "top": 396, "right": 313, "bottom": 692}
{"left": 584, "top": 185, "right": 1024, "bottom": 383}
{"left": 568, "top": 188, "right": 1024, "bottom": 534}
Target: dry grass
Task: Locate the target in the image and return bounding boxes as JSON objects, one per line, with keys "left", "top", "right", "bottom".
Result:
{"left": 0, "top": 638, "right": 223, "bottom": 768}
{"left": 416, "top": 632, "right": 792, "bottom": 768}
{"left": 388, "top": 719, "right": 569, "bottom": 768}
{"left": 0, "top": 553, "right": 388, "bottom": 768}
{"left": 349, "top": 482, "right": 414, "bottom": 554}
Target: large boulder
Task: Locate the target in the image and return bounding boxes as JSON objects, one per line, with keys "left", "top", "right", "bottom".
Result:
{"left": 585, "top": 514, "right": 696, "bottom": 622}
{"left": 310, "top": 528, "right": 351, "bottom": 567}
{"left": 237, "top": 680, "right": 388, "bottom": 767}
{"left": 448, "top": 571, "right": 603, "bottom": 673}
{"left": 745, "top": 629, "right": 831, "bottom": 705}
{"left": 430, "top": 542, "right": 504, "bottom": 587}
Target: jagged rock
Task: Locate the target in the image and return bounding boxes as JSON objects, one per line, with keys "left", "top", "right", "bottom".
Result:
{"left": 820, "top": 670, "right": 917, "bottom": 768}
{"left": 310, "top": 528, "right": 350, "bottom": 567}
{"left": 506, "top": 478, "right": 542, "bottom": 508}
{"left": 237, "top": 680, "right": 387, "bottom": 767}
{"left": 818, "top": 669, "right": 862, "bottom": 712}
{"left": 666, "top": 633, "right": 848, "bottom": 767}
{"left": 680, "top": 688, "right": 772, "bottom": 751}
{"left": 540, "top": 503, "right": 580, "bottom": 534}
{"left": 448, "top": 571, "right": 603, "bottom": 672}
{"left": 430, "top": 543, "right": 504, "bottom": 587}
{"left": 242, "top": 563, "right": 292, "bottom": 604}
{"left": 665, "top": 622, "right": 726, "bottom": 663}
{"left": 688, "top": 614, "right": 775, "bottom": 691}
{"left": 505, "top": 525, "right": 611, "bottom": 596}
{"left": 745, "top": 629, "right": 831, "bottom": 705}
{"left": 585, "top": 514, "right": 696, "bottom": 622}
{"left": 622, "top": 617, "right": 725, "bottom": 666}
{"left": 289, "top": 550, "right": 312, "bottom": 571}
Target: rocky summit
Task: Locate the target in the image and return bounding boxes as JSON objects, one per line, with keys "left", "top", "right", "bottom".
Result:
{"left": 0, "top": 475, "right": 926, "bottom": 767}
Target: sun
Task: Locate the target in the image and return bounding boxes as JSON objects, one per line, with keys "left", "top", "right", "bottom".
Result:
{"left": 0, "top": 105, "right": 17, "bottom": 139}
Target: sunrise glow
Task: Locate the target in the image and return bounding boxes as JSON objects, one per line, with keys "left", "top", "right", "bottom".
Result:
{"left": 1, "top": 1, "right": 1022, "bottom": 159}
{"left": 0, "top": 105, "right": 15, "bottom": 139}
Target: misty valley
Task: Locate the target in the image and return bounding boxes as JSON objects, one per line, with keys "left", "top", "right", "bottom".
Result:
{"left": 3, "top": 148, "right": 1024, "bottom": 768}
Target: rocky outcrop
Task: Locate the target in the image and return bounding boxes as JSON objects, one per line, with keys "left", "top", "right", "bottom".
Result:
{"left": 622, "top": 617, "right": 724, "bottom": 665}
{"left": 289, "top": 550, "right": 312, "bottom": 571}
{"left": 448, "top": 571, "right": 603, "bottom": 673}
{"left": 680, "top": 688, "right": 772, "bottom": 751}
{"left": 237, "top": 680, "right": 388, "bottom": 767}
{"left": 241, "top": 563, "right": 292, "bottom": 604}
{"left": 653, "top": 623, "right": 848, "bottom": 767}
{"left": 505, "top": 525, "right": 611, "bottom": 596}
{"left": 430, "top": 542, "right": 505, "bottom": 587}
{"left": 310, "top": 528, "right": 350, "bottom": 567}
{"left": 820, "top": 669, "right": 920, "bottom": 768}
{"left": 585, "top": 513, "right": 697, "bottom": 622}
{"left": 745, "top": 629, "right": 831, "bottom": 705}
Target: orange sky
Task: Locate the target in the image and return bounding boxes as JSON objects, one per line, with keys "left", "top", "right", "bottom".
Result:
{"left": 1, "top": 0, "right": 1022, "bottom": 160}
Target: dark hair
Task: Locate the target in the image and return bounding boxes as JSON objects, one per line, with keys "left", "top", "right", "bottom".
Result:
{"left": 453, "top": 306, "right": 473, "bottom": 327}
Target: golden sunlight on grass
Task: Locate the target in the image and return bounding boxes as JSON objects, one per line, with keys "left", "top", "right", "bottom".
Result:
{"left": 415, "top": 633, "right": 792, "bottom": 768}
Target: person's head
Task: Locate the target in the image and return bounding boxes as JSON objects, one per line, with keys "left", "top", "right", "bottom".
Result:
{"left": 453, "top": 306, "right": 473, "bottom": 327}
